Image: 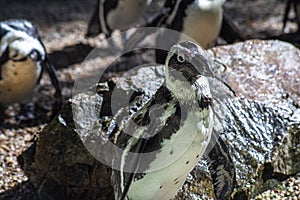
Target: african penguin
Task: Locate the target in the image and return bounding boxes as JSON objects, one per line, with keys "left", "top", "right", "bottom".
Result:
{"left": 0, "top": 19, "right": 62, "bottom": 116}
{"left": 282, "top": 0, "right": 300, "bottom": 32}
{"left": 111, "top": 41, "right": 214, "bottom": 200}
{"left": 86, "top": 0, "right": 152, "bottom": 37}
{"left": 155, "top": 0, "right": 225, "bottom": 63}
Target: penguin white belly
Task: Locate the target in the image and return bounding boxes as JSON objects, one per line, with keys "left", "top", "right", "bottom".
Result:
{"left": 0, "top": 60, "right": 40, "bottom": 105}
{"left": 127, "top": 108, "right": 213, "bottom": 200}
{"left": 107, "top": 0, "right": 146, "bottom": 30}
{"left": 180, "top": 6, "right": 223, "bottom": 49}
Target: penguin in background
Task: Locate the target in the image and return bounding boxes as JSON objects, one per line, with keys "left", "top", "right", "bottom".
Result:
{"left": 282, "top": 0, "right": 300, "bottom": 32}
{"left": 86, "top": 0, "right": 152, "bottom": 37}
{"left": 120, "top": 0, "right": 226, "bottom": 63}
{"left": 155, "top": 0, "right": 225, "bottom": 63}
{"left": 168, "top": 0, "right": 225, "bottom": 48}
{"left": 110, "top": 41, "right": 235, "bottom": 200}
{"left": 0, "top": 19, "right": 62, "bottom": 120}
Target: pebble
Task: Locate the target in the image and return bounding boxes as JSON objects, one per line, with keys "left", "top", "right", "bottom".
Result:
{"left": 0, "top": 125, "right": 43, "bottom": 193}
{"left": 254, "top": 175, "right": 300, "bottom": 200}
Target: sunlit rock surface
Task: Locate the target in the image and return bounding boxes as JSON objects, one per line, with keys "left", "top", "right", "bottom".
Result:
{"left": 210, "top": 39, "right": 300, "bottom": 199}
{"left": 19, "top": 40, "right": 300, "bottom": 200}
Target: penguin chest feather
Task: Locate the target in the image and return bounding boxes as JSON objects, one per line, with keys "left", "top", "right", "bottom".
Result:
{"left": 0, "top": 60, "right": 41, "bottom": 105}
{"left": 106, "top": 0, "right": 146, "bottom": 30}
{"left": 127, "top": 107, "right": 214, "bottom": 200}
{"left": 180, "top": 3, "right": 223, "bottom": 48}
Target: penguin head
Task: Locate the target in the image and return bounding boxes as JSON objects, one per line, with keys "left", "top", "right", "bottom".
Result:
{"left": 165, "top": 41, "right": 212, "bottom": 104}
{"left": 165, "top": 40, "right": 213, "bottom": 82}
{"left": 0, "top": 23, "right": 45, "bottom": 64}
{"left": 8, "top": 37, "right": 44, "bottom": 62}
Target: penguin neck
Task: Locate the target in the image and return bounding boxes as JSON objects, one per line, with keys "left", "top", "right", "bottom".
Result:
{"left": 164, "top": 67, "right": 197, "bottom": 104}
{"left": 162, "top": 65, "right": 212, "bottom": 111}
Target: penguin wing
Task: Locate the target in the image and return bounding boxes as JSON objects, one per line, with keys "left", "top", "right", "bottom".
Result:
{"left": 112, "top": 104, "right": 151, "bottom": 200}
{"left": 112, "top": 95, "right": 156, "bottom": 200}
{"left": 86, "top": 0, "right": 119, "bottom": 37}
{"left": 86, "top": 0, "right": 102, "bottom": 37}
{"left": 205, "top": 130, "right": 236, "bottom": 200}
{"left": 41, "top": 55, "right": 62, "bottom": 118}
{"left": 282, "top": 0, "right": 293, "bottom": 31}
{"left": 112, "top": 85, "right": 174, "bottom": 199}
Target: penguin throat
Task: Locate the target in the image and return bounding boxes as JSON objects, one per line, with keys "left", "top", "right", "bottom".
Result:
{"left": 165, "top": 74, "right": 197, "bottom": 103}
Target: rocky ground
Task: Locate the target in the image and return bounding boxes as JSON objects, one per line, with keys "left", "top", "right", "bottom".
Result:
{"left": 0, "top": 0, "right": 299, "bottom": 199}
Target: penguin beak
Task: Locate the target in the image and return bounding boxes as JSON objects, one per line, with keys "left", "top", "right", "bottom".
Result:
{"left": 192, "top": 75, "right": 212, "bottom": 106}
{"left": 189, "top": 54, "right": 214, "bottom": 78}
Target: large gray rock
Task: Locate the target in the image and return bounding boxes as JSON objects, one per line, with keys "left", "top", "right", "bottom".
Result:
{"left": 19, "top": 40, "right": 300, "bottom": 199}
{"left": 210, "top": 39, "right": 300, "bottom": 199}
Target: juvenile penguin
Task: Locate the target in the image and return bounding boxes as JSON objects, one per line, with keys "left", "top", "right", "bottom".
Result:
{"left": 112, "top": 41, "right": 214, "bottom": 200}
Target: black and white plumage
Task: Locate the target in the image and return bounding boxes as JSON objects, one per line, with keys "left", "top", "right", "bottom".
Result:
{"left": 121, "top": 0, "right": 225, "bottom": 63}
{"left": 166, "top": 0, "right": 224, "bottom": 48}
{"left": 155, "top": 0, "right": 225, "bottom": 63}
{"left": 86, "top": 0, "right": 151, "bottom": 37}
{"left": 110, "top": 41, "right": 215, "bottom": 200}
{"left": 282, "top": 0, "right": 300, "bottom": 32}
{"left": 206, "top": 130, "right": 236, "bottom": 200}
{"left": 0, "top": 19, "right": 62, "bottom": 115}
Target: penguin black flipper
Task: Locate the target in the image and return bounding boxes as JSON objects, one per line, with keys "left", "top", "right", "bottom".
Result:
{"left": 86, "top": 0, "right": 119, "bottom": 37}
{"left": 113, "top": 86, "right": 176, "bottom": 200}
{"left": 220, "top": 12, "right": 246, "bottom": 44}
{"left": 282, "top": 0, "right": 293, "bottom": 32}
{"left": 112, "top": 96, "right": 160, "bottom": 200}
{"left": 206, "top": 130, "right": 236, "bottom": 200}
{"left": 119, "top": 137, "right": 148, "bottom": 200}
{"left": 41, "top": 55, "right": 62, "bottom": 118}
{"left": 86, "top": 0, "right": 102, "bottom": 37}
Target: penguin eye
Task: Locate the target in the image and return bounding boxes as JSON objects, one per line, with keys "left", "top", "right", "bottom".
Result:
{"left": 177, "top": 53, "right": 185, "bottom": 63}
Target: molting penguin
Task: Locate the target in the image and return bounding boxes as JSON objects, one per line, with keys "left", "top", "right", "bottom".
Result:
{"left": 111, "top": 41, "right": 215, "bottom": 200}
{"left": 86, "top": 0, "right": 151, "bottom": 37}
{"left": 0, "top": 19, "right": 62, "bottom": 117}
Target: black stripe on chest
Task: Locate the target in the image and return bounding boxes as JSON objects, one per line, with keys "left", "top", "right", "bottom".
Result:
{"left": 115, "top": 85, "right": 187, "bottom": 151}
{"left": 114, "top": 85, "right": 195, "bottom": 177}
